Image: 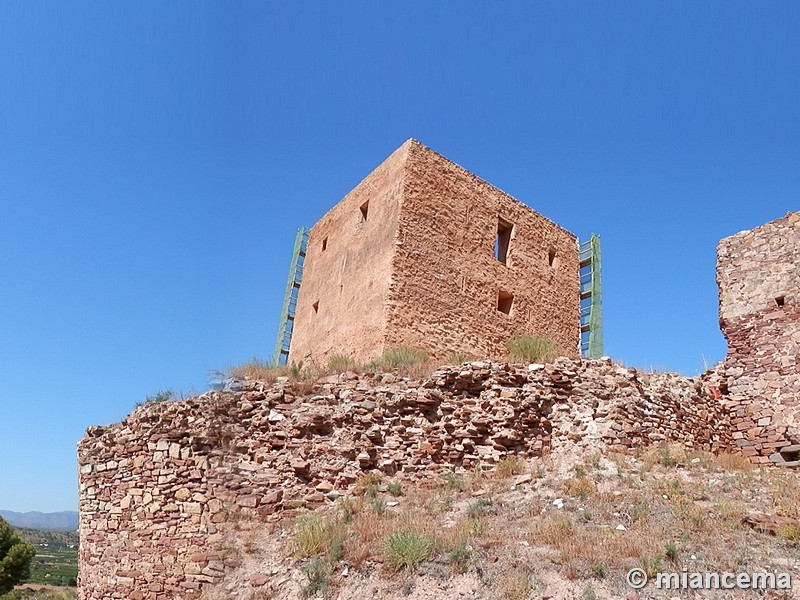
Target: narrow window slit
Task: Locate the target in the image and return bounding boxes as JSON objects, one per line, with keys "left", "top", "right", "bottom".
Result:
{"left": 312, "top": 301, "right": 319, "bottom": 314}
{"left": 495, "top": 218, "right": 513, "bottom": 265}
{"left": 360, "top": 201, "right": 369, "bottom": 222}
{"left": 322, "top": 237, "right": 328, "bottom": 251}
{"left": 548, "top": 248, "right": 557, "bottom": 267}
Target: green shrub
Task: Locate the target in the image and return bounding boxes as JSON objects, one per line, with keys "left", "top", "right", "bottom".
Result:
{"left": 444, "top": 471, "right": 466, "bottom": 492}
{"left": 446, "top": 540, "right": 472, "bottom": 573}
{"left": 371, "top": 497, "right": 387, "bottom": 516}
{"left": 640, "top": 554, "right": 663, "bottom": 578}
{"left": 382, "top": 530, "right": 434, "bottom": 570}
{"left": 386, "top": 481, "right": 403, "bottom": 496}
{"left": 589, "top": 563, "right": 607, "bottom": 579}
{"left": 301, "top": 557, "right": 329, "bottom": 597}
{"left": 135, "top": 389, "right": 176, "bottom": 409}
{"left": 660, "top": 445, "right": 678, "bottom": 467}
{"left": 505, "top": 335, "right": 556, "bottom": 363}
{"left": 467, "top": 498, "right": 493, "bottom": 519}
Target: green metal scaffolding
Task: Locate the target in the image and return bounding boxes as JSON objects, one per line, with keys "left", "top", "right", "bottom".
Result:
{"left": 272, "top": 227, "right": 308, "bottom": 366}
{"left": 579, "top": 234, "right": 603, "bottom": 359}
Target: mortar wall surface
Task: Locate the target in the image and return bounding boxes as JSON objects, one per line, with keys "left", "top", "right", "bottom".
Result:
{"left": 388, "top": 141, "right": 579, "bottom": 360}
{"left": 288, "top": 143, "right": 408, "bottom": 365}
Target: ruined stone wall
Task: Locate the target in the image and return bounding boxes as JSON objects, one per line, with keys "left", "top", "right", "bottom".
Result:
{"left": 78, "top": 359, "right": 732, "bottom": 599}
{"left": 388, "top": 141, "right": 580, "bottom": 360}
{"left": 288, "top": 139, "right": 580, "bottom": 366}
{"left": 288, "top": 143, "right": 408, "bottom": 365}
{"left": 717, "top": 211, "right": 800, "bottom": 463}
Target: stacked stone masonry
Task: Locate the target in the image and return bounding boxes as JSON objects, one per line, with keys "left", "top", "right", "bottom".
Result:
{"left": 78, "top": 358, "right": 732, "bottom": 599}
{"left": 717, "top": 211, "right": 800, "bottom": 464}
{"left": 288, "top": 139, "right": 580, "bottom": 366}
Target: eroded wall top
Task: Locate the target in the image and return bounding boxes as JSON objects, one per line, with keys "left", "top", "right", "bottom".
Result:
{"left": 717, "top": 211, "right": 800, "bottom": 322}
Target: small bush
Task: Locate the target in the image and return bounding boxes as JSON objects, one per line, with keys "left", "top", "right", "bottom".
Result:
{"left": 446, "top": 540, "right": 472, "bottom": 573}
{"left": 301, "top": 557, "right": 329, "bottom": 598}
{"left": 382, "top": 530, "right": 434, "bottom": 570}
{"left": 467, "top": 498, "right": 493, "bottom": 519}
{"left": 444, "top": 472, "right": 466, "bottom": 492}
{"left": 386, "top": 482, "right": 403, "bottom": 496}
{"left": 589, "top": 563, "right": 607, "bottom": 579}
{"left": 135, "top": 389, "right": 176, "bottom": 408}
{"left": 371, "top": 497, "right": 387, "bottom": 516}
{"left": 327, "top": 354, "right": 358, "bottom": 372}
{"left": 664, "top": 540, "right": 679, "bottom": 561}
{"left": 660, "top": 446, "right": 678, "bottom": 468}
{"left": 505, "top": 335, "right": 556, "bottom": 363}
{"left": 640, "top": 554, "right": 663, "bottom": 578}
{"left": 564, "top": 477, "right": 596, "bottom": 499}
{"left": 293, "top": 514, "right": 340, "bottom": 558}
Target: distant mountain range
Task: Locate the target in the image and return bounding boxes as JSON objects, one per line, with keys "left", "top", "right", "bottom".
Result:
{"left": 0, "top": 510, "right": 79, "bottom": 531}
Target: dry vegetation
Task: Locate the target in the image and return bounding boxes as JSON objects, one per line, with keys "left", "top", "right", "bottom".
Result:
{"left": 202, "top": 445, "right": 800, "bottom": 600}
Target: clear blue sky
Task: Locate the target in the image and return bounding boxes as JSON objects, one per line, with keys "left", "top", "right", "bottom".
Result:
{"left": 1, "top": 3, "right": 798, "bottom": 512}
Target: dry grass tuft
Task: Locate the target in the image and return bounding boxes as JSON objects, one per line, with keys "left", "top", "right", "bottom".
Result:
{"left": 496, "top": 456, "right": 524, "bottom": 478}
{"left": 714, "top": 452, "right": 754, "bottom": 471}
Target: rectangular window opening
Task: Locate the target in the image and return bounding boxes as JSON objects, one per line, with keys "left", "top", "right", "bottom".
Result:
{"left": 775, "top": 295, "right": 785, "bottom": 307}
{"left": 312, "top": 300, "right": 319, "bottom": 314}
{"left": 321, "top": 237, "right": 328, "bottom": 251}
{"left": 360, "top": 201, "right": 369, "bottom": 222}
{"left": 548, "top": 248, "right": 557, "bottom": 267}
{"left": 497, "top": 290, "right": 514, "bottom": 315}
{"left": 495, "top": 218, "right": 513, "bottom": 265}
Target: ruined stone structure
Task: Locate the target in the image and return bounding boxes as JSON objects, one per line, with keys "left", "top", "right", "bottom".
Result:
{"left": 717, "top": 211, "right": 800, "bottom": 464}
{"left": 76, "top": 186, "right": 798, "bottom": 599}
{"left": 288, "top": 139, "right": 580, "bottom": 365}
{"left": 77, "top": 359, "right": 732, "bottom": 599}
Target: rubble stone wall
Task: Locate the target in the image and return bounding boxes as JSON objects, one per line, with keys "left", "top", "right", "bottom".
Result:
{"left": 717, "top": 211, "right": 800, "bottom": 463}
{"left": 78, "top": 359, "right": 732, "bottom": 600}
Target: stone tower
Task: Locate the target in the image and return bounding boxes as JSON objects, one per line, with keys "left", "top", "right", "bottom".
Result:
{"left": 288, "top": 139, "right": 581, "bottom": 365}
{"left": 717, "top": 211, "right": 800, "bottom": 463}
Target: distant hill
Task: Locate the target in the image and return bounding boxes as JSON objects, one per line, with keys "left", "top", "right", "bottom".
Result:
{"left": 0, "top": 510, "right": 78, "bottom": 531}
{"left": 15, "top": 526, "right": 79, "bottom": 547}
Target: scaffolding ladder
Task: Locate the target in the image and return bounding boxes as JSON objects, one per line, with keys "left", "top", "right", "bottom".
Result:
{"left": 579, "top": 234, "right": 603, "bottom": 358}
{"left": 272, "top": 227, "right": 308, "bottom": 366}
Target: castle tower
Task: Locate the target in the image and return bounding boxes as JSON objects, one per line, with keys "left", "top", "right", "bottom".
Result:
{"left": 717, "top": 211, "right": 800, "bottom": 463}
{"left": 288, "top": 139, "right": 581, "bottom": 365}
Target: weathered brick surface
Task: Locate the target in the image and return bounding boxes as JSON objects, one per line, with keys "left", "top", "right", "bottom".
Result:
{"left": 717, "top": 211, "right": 800, "bottom": 462}
{"left": 78, "top": 359, "right": 732, "bottom": 599}
{"left": 289, "top": 139, "right": 580, "bottom": 365}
